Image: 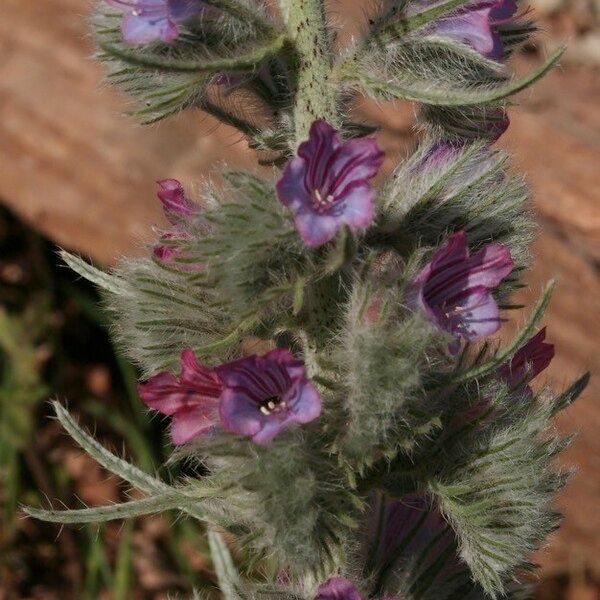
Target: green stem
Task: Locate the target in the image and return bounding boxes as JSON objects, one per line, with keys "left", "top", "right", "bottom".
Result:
{"left": 278, "top": 0, "right": 338, "bottom": 141}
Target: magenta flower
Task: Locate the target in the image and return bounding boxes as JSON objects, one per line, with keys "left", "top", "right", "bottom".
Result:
{"left": 217, "top": 349, "right": 322, "bottom": 444}
{"left": 152, "top": 179, "right": 207, "bottom": 270}
{"left": 138, "top": 349, "right": 223, "bottom": 444}
{"left": 106, "top": 0, "right": 203, "bottom": 44}
{"left": 414, "top": 231, "right": 513, "bottom": 352}
{"left": 157, "top": 178, "right": 196, "bottom": 220}
{"left": 315, "top": 578, "right": 397, "bottom": 600}
{"left": 412, "top": 0, "right": 517, "bottom": 59}
{"left": 498, "top": 327, "right": 554, "bottom": 392}
{"left": 276, "top": 120, "right": 384, "bottom": 248}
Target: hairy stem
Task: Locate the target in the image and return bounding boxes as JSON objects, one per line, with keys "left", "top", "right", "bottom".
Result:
{"left": 278, "top": 0, "right": 338, "bottom": 141}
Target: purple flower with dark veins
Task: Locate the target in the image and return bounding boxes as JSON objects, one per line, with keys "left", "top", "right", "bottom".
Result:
{"left": 498, "top": 327, "right": 554, "bottom": 393}
{"left": 276, "top": 120, "right": 384, "bottom": 248}
{"left": 217, "top": 349, "right": 321, "bottom": 444}
{"left": 315, "top": 577, "right": 397, "bottom": 600}
{"left": 414, "top": 230, "right": 513, "bottom": 353}
{"left": 106, "top": 0, "right": 204, "bottom": 45}
{"left": 412, "top": 0, "right": 518, "bottom": 60}
{"left": 138, "top": 349, "right": 223, "bottom": 444}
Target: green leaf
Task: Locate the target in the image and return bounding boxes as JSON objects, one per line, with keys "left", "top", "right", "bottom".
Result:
{"left": 60, "top": 250, "right": 130, "bottom": 296}
{"left": 23, "top": 492, "right": 194, "bottom": 524}
{"left": 207, "top": 528, "right": 241, "bottom": 600}
{"left": 100, "top": 34, "right": 287, "bottom": 74}
{"left": 350, "top": 47, "right": 565, "bottom": 106}
{"left": 53, "top": 402, "right": 169, "bottom": 495}
{"left": 50, "top": 403, "right": 214, "bottom": 523}
{"left": 551, "top": 372, "right": 591, "bottom": 415}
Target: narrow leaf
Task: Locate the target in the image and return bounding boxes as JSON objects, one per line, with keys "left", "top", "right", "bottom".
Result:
{"left": 551, "top": 372, "right": 591, "bottom": 415}
{"left": 100, "top": 35, "right": 287, "bottom": 74}
{"left": 53, "top": 402, "right": 169, "bottom": 495}
{"left": 60, "top": 251, "right": 129, "bottom": 296}
{"left": 352, "top": 47, "right": 565, "bottom": 106}
{"left": 24, "top": 492, "right": 191, "bottom": 524}
{"left": 208, "top": 528, "right": 241, "bottom": 599}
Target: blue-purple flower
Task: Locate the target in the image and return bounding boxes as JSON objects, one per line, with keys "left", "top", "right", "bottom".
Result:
{"left": 138, "top": 349, "right": 223, "bottom": 444}
{"left": 414, "top": 231, "right": 513, "bottom": 352}
{"left": 217, "top": 348, "right": 322, "bottom": 444}
{"left": 315, "top": 577, "right": 397, "bottom": 600}
{"left": 276, "top": 120, "right": 385, "bottom": 248}
{"left": 412, "top": 0, "right": 518, "bottom": 60}
{"left": 498, "top": 327, "right": 554, "bottom": 392}
{"left": 106, "top": 0, "right": 204, "bottom": 44}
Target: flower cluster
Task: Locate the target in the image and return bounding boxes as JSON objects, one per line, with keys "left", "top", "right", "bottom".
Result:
{"left": 139, "top": 348, "right": 321, "bottom": 444}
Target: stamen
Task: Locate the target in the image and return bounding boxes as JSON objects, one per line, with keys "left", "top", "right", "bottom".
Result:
{"left": 312, "top": 189, "right": 336, "bottom": 213}
{"left": 258, "top": 396, "right": 287, "bottom": 416}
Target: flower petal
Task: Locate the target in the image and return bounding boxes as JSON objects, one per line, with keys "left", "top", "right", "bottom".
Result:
{"left": 293, "top": 209, "right": 341, "bottom": 247}
{"left": 219, "top": 388, "right": 265, "bottom": 437}
{"left": 289, "top": 380, "right": 322, "bottom": 424}
{"left": 157, "top": 179, "right": 195, "bottom": 222}
{"left": 170, "top": 406, "right": 219, "bottom": 444}
{"left": 121, "top": 13, "right": 179, "bottom": 44}
{"left": 315, "top": 577, "right": 363, "bottom": 600}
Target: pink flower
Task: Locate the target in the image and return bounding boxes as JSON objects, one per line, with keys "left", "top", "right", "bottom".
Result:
{"left": 276, "top": 120, "right": 384, "bottom": 248}
{"left": 138, "top": 349, "right": 222, "bottom": 444}
{"left": 414, "top": 231, "right": 513, "bottom": 352}
{"left": 152, "top": 179, "right": 206, "bottom": 271}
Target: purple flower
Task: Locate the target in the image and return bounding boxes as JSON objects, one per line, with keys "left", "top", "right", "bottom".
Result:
{"left": 106, "top": 0, "right": 203, "bottom": 44}
{"left": 138, "top": 349, "right": 223, "bottom": 444}
{"left": 412, "top": 0, "right": 518, "bottom": 60}
{"left": 498, "top": 327, "right": 554, "bottom": 392}
{"left": 217, "top": 349, "right": 322, "bottom": 444}
{"left": 414, "top": 231, "right": 513, "bottom": 352}
{"left": 315, "top": 578, "right": 397, "bottom": 600}
{"left": 276, "top": 120, "right": 384, "bottom": 248}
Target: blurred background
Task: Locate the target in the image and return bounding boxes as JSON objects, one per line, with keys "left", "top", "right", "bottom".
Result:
{"left": 0, "top": 1, "right": 598, "bottom": 598}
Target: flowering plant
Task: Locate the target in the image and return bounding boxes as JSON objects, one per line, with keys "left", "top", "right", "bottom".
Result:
{"left": 26, "top": 0, "right": 590, "bottom": 598}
